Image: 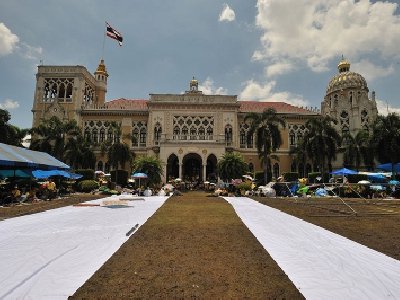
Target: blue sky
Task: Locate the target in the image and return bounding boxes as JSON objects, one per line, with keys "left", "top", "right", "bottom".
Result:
{"left": 1, "top": 0, "right": 400, "bottom": 129}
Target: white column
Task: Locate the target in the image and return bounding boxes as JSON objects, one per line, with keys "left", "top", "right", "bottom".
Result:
{"left": 202, "top": 164, "right": 206, "bottom": 182}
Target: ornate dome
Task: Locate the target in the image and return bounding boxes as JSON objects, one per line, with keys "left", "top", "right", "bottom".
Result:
{"left": 326, "top": 58, "right": 368, "bottom": 94}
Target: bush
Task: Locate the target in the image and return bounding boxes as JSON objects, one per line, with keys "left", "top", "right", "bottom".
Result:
{"left": 282, "top": 172, "right": 298, "bottom": 182}
{"left": 237, "top": 181, "right": 252, "bottom": 191}
{"left": 75, "top": 169, "right": 95, "bottom": 181}
{"left": 78, "top": 180, "right": 99, "bottom": 193}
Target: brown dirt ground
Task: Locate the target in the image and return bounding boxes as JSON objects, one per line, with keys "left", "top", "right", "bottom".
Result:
{"left": 2, "top": 192, "right": 399, "bottom": 298}
{"left": 0, "top": 194, "right": 104, "bottom": 220}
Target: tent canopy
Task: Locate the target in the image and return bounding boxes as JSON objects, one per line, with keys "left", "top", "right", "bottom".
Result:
{"left": 0, "top": 143, "right": 69, "bottom": 170}
{"left": 330, "top": 168, "right": 358, "bottom": 175}
{"left": 377, "top": 163, "right": 400, "bottom": 173}
{"left": 32, "top": 170, "right": 82, "bottom": 179}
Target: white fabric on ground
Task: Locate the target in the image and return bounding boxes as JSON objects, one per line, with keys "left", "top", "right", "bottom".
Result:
{"left": 224, "top": 197, "right": 400, "bottom": 300}
{"left": 0, "top": 196, "right": 168, "bottom": 299}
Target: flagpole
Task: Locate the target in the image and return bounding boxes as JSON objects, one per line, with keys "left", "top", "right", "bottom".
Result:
{"left": 101, "top": 21, "right": 106, "bottom": 59}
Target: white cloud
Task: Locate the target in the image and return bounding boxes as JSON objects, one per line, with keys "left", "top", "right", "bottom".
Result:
{"left": 0, "top": 99, "right": 20, "bottom": 110}
{"left": 219, "top": 4, "right": 236, "bottom": 22}
{"left": 254, "top": 0, "right": 400, "bottom": 72}
{"left": 18, "top": 42, "right": 43, "bottom": 60}
{"left": 239, "top": 79, "right": 309, "bottom": 107}
{"left": 376, "top": 99, "right": 400, "bottom": 116}
{"left": 199, "top": 77, "right": 228, "bottom": 95}
{"left": 265, "top": 60, "right": 295, "bottom": 77}
{"left": 0, "top": 22, "right": 19, "bottom": 56}
{"left": 351, "top": 59, "right": 395, "bottom": 81}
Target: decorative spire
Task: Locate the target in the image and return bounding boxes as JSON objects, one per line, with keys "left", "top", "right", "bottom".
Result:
{"left": 338, "top": 55, "right": 350, "bottom": 73}
{"left": 95, "top": 59, "right": 108, "bottom": 77}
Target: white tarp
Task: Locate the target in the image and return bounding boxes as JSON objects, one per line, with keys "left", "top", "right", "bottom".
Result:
{"left": 0, "top": 196, "right": 168, "bottom": 299}
{"left": 224, "top": 197, "right": 400, "bottom": 300}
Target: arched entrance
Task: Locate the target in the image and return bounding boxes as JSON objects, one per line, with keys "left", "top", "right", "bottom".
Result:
{"left": 166, "top": 154, "right": 179, "bottom": 181}
{"left": 182, "top": 153, "right": 202, "bottom": 181}
{"left": 206, "top": 154, "right": 217, "bottom": 181}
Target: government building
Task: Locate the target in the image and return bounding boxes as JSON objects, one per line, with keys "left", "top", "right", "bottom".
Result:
{"left": 31, "top": 58, "right": 378, "bottom": 183}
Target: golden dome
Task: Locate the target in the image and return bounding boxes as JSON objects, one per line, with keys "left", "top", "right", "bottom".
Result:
{"left": 190, "top": 76, "right": 198, "bottom": 86}
{"left": 326, "top": 57, "right": 368, "bottom": 94}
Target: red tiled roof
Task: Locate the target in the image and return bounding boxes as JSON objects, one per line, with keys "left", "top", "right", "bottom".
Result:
{"left": 239, "top": 101, "right": 317, "bottom": 114}
{"left": 105, "top": 98, "right": 148, "bottom": 110}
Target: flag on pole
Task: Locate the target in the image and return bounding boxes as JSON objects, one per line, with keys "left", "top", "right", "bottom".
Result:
{"left": 106, "top": 22, "right": 123, "bottom": 46}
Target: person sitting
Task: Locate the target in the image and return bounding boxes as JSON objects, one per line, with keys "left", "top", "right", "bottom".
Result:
{"left": 11, "top": 185, "right": 22, "bottom": 203}
{"left": 47, "top": 179, "right": 57, "bottom": 200}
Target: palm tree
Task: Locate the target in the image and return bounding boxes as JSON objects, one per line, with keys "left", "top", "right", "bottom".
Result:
{"left": 305, "top": 116, "right": 341, "bottom": 179}
{"left": 217, "top": 152, "right": 248, "bottom": 181}
{"left": 289, "top": 138, "right": 308, "bottom": 177}
{"left": 64, "top": 134, "right": 95, "bottom": 169}
{"left": 245, "top": 108, "right": 286, "bottom": 184}
{"left": 30, "top": 116, "right": 80, "bottom": 160}
{"left": 371, "top": 113, "right": 400, "bottom": 177}
{"left": 342, "top": 130, "right": 369, "bottom": 171}
{"left": 132, "top": 155, "right": 163, "bottom": 186}
{"left": 108, "top": 142, "right": 132, "bottom": 170}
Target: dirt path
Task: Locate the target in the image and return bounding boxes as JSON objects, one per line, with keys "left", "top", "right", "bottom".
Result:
{"left": 71, "top": 192, "right": 304, "bottom": 299}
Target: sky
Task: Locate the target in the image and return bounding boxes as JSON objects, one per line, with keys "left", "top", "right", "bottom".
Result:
{"left": 1, "top": 0, "right": 400, "bottom": 129}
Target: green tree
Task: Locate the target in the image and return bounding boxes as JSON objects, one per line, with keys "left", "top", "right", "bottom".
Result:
{"left": 245, "top": 108, "right": 286, "bottom": 184}
{"left": 64, "top": 134, "right": 96, "bottom": 169}
{"left": 289, "top": 139, "right": 308, "bottom": 177}
{"left": 342, "top": 130, "right": 370, "bottom": 171}
{"left": 30, "top": 116, "right": 80, "bottom": 160}
{"left": 132, "top": 155, "right": 163, "bottom": 186}
{"left": 0, "top": 109, "right": 29, "bottom": 146}
{"left": 371, "top": 113, "right": 400, "bottom": 176}
{"left": 305, "top": 116, "right": 341, "bottom": 179}
{"left": 217, "top": 152, "right": 248, "bottom": 181}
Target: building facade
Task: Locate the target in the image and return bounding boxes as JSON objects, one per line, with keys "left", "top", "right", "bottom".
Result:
{"left": 32, "top": 58, "right": 377, "bottom": 182}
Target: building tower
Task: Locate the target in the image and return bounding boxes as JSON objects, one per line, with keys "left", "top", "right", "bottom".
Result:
{"left": 321, "top": 57, "right": 378, "bottom": 136}
{"left": 94, "top": 59, "right": 108, "bottom": 107}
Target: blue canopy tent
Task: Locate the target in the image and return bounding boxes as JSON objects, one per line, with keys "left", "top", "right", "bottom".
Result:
{"left": 0, "top": 143, "right": 70, "bottom": 170}
{"left": 376, "top": 163, "right": 400, "bottom": 173}
{"left": 330, "top": 168, "right": 358, "bottom": 175}
{"left": 32, "top": 170, "right": 83, "bottom": 179}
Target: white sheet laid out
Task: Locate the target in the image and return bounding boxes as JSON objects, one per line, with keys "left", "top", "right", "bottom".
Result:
{"left": 0, "top": 195, "right": 168, "bottom": 299}
{"left": 224, "top": 197, "right": 400, "bottom": 300}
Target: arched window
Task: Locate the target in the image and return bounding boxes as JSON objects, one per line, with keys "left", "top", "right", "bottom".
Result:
{"left": 173, "top": 126, "right": 180, "bottom": 139}
{"left": 240, "top": 129, "right": 246, "bottom": 148}
{"left": 92, "top": 129, "right": 98, "bottom": 143}
{"left": 99, "top": 128, "right": 105, "bottom": 143}
{"left": 199, "top": 127, "right": 205, "bottom": 140}
{"left": 139, "top": 127, "right": 147, "bottom": 146}
{"left": 154, "top": 123, "right": 162, "bottom": 142}
{"left": 289, "top": 130, "right": 295, "bottom": 145}
{"left": 132, "top": 128, "right": 139, "bottom": 147}
{"left": 291, "top": 162, "right": 297, "bottom": 172}
{"left": 190, "top": 127, "right": 197, "bottom": 140}
{"left": 207, "top": 127, "right": 213, "bottom": 140}
{"left": 248, "top": 163, "right": 254, "bottom": 173}
{"left": 225, "top": 125, "right": 233, "bottom": 144}
{"left": 97, "top": 161, "right": 103, "bottom": 172}
{"left": 107, "top": 130, "right": 113, "bottom": 142}
{"left": 181, "top": 126, "right": 188, "bottom": 140}
{"left": 246, "top": 133, "right": 253, "bottom": 148}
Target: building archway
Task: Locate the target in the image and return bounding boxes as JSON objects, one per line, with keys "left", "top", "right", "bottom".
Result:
{"left": 182, "top": 153, "right": 202, "bottom": 181}
{"left": 166, "top": 154, "right": 179, "bottom": 181}
{"left": 206, "top": 154, "right": 217, "bottom": 181}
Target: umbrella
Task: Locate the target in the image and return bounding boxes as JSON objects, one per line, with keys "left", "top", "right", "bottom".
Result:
{"left": 32, "top": 170, "right": 83, "bottom": 179}
{"left": 132, "top": 172, "right": 148, "bottom": 187}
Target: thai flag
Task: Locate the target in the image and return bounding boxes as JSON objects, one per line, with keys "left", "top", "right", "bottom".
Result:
{"left": 106, "top": 22, "right": 123, "bottom": 46}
